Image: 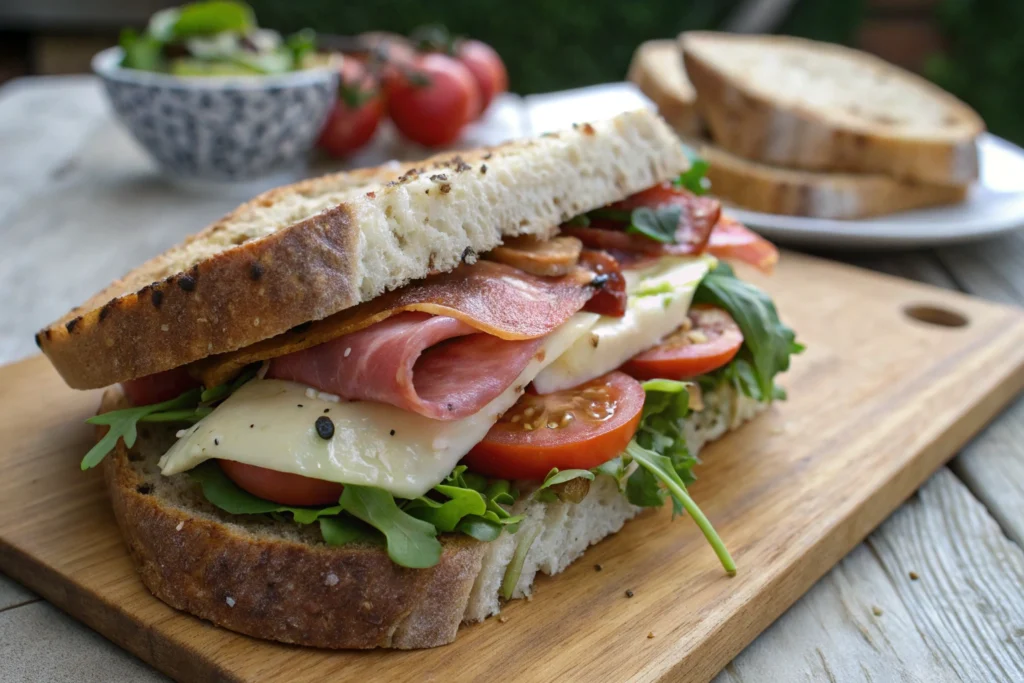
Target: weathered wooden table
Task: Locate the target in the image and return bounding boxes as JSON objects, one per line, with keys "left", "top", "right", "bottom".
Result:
{"left": 1, "top": 76, "right": 1022, "bottom": 683}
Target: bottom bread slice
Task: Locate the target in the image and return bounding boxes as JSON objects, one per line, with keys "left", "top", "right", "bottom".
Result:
{"left": 698, "top": 141, "right": 968, "bottom": 220}
{"left": 100, "top": 383, "right": 764, "bottom": 649}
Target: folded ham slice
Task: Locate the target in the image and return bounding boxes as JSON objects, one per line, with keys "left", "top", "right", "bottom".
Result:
{"left": 195, "top": 260, "right": 597, "bottom": 388}
{"left": 268, "top": 312, "right": 542, "bottom": 420}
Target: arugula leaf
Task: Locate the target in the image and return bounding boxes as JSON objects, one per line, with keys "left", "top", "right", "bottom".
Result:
{"left": 694, "top": 262, "right": 802, "bottom": 400}
{"left": 319, "top": 516, "right": 383, "bottom": 547}
{"left": 501, "top": 525, "right": 542, "bottom": 600}
{"left": 338, "top": 485, "right": 441, "bottom": 568}
{"left": 171, "top": 1, "right": 255, "bottom": 38}
{"left": 625, "top": 441, "right": 735, "bottom": 575}
{"left": 457, "top": 515, "right": 503, "bottom": 542}
{"left": 627, "top": 206, "right": 682, "bottom": 244}
{"left": 675, "top": 146, "right": 711, "bottom": 195}
{"left": 534, "top": 467, "right": 595, "bottom": 503}
{"left": 405, "top": 485, "right": 487, "bottom": 532}
{"left": 83, "top": 388, "right": 203, "bottom": 470}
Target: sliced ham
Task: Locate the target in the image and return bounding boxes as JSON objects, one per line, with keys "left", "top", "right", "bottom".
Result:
{"left": 267, "top": 312, "right": 542, "bottom": 420}
{"left": 195, "top": 260, "right": 597, "bottom": 387}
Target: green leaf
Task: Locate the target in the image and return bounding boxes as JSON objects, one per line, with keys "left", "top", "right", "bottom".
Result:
{"left": 694, "top": 262, "right": 802, "bottom": 400}
{"left": 675, "top": 146, "right": 711, "bottom": 195}
{"left": 120, "top": 28, "right": 165, "bottom": 71}
{"left": 83, "top": 388, "right": 203, "bottom": 469}
{"left": 405, "top": 485, "right": 487, "bottom": 532}
{"left": 625, "top": 441, "right": 735, "bottom": 575}
{"left": 457, "top": 515, "right": 503, "bottom": 542}
{"left": 338, "top": 485, "right": 441, "bottom": 568}
{"left": 501, "top": 525, "right": 542, "bottom": 600}
{"left": 626, "top": 206, "right": 681, "bottom": 244}
{"left": 640, "top": 378, "right": 689, "bottom": 394}
{"left": 538, "top": 468, "right": 595, "bottom": 490}
{"left": 564, "top": 214, "right": 590, "bottom": 227}
{"left": 626, "top": 465, "right": 666, "bottom": 507}
{"left": 320, "top": 516, "right": 383, "bottom": 546}
{"left": 172, "top": 1, "right": 255, "bottom": 38}
{"left": 285, "top": 28, "right": 317, "bottom": 69}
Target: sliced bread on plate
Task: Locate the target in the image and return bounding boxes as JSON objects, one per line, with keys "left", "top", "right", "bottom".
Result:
{"left": 627, "top": 39, "right": 703, "bottom": 138}
{"left": 699, "top": 142, "right": 969, "bottom": 219}
{"left": 680, "top": 31, "right": 984, "bottom": 186}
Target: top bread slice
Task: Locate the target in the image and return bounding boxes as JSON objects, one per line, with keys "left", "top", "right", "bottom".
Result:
{"left": 627, "top": 39, "right": 703, "bottom": 138}
{"left": 680, "top": 31, "right": 984, "bottom": 185}
{"left": 38, "top": 110, "right": 688, "bottom": 389}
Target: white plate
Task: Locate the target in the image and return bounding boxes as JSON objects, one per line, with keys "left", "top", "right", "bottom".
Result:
{"left": 731, "top": 134, "right": 1024, "bottom": 249}
{"left": 525, "top": 83, "right": 1024, "bottom": 250}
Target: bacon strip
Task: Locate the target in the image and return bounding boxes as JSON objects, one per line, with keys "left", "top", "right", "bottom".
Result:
{"left": 707, "top": 215, "right": 779, "bottom": 273}
{"left": 194, "top": 260, "right": 596, "bottom": 388}
{"left": 267, "top": 312, "right": 542, "bottom": 420}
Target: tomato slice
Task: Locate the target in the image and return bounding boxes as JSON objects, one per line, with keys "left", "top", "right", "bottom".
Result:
{"left": 622, "top": 305, "right": 743, "bottom": 380}
{"left": 463, "top": 371, "right": 644, "bottom": 480}
{"left": 218, "top": 460, "right": 344, "bottom": 507}
{"left": 707, "top": 215, "right": 779, "bottom": 273}
{"left": 122, "top": 367, "right": 199, "bottom": 406}
{"left": 579, "top": 249, "right": 627, "bottom": 317}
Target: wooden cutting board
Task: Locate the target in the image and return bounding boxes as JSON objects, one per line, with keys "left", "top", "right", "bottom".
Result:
{"left": 2, "top": 252, "right": 1024, "bottom": 683}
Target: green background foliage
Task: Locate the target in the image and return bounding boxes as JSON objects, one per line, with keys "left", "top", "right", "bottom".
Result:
{"left": 251, "top": 0, "right": 1021, "bottom": 144}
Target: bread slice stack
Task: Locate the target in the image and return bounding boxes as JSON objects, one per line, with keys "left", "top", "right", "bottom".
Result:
{"left": 628, "top": 32, "right": 984, "bottom": 219}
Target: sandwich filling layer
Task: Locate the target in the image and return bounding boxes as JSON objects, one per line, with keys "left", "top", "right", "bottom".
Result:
{"left": 84, "top": 173, "right": 801, "bottom": 582}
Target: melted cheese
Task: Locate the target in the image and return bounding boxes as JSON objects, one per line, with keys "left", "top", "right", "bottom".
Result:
{"left": 159, "top": 313, "right": 598, "bottom": 498}
{"left": 531, "top": 255, "right": 714, "bottom": 394}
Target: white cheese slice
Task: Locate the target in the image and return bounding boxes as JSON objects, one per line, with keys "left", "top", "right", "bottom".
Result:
{"left": 531, "top": 254, "right": 714, "bottom": 394}
{"left": 159, "top": 313, "right": 599, "bottom": 499}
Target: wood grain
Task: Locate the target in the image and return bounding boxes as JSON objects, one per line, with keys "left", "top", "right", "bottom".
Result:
{"left": 2, "top": 253, "right": 1024, "bottom": 683}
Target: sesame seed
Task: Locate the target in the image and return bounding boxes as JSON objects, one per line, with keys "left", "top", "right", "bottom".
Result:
{"left": 225, "top": 597, "right": 235, "bottom": 607}
{"left": 344, "top": 347, "right": 352, "bottom": 358}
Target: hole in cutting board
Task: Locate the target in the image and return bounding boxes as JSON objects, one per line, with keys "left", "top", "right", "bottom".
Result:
{"left": 903, "top": 304, "right": 969, "bottom": 328}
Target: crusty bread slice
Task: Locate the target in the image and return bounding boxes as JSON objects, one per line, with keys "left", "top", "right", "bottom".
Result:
{"left": 40, "top": 110, "right": 688, "bottom": 390}
{"left": 101, "top": 382, "right": 764, "bottom": 649}
{"left": 680, "top": 31, "right": 984, "bottom": 185}
{"left": 699, "top": 142, "right": 969, "bottom": 219}
{"left": 627, "top": 39, "right": 703, "bottom": 138}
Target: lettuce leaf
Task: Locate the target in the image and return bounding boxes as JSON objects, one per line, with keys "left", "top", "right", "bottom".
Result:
{"left": 693, "top": 262, "right": 803, "bottom": 401}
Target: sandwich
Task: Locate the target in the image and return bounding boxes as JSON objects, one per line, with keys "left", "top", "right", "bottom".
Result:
{"left": 37, "top": 109, "right": 800, "bottom": 650}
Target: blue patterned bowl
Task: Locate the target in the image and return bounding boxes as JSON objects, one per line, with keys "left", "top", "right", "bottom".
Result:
{"left": 92, "top": 47, "right": 338, "bottom": 181}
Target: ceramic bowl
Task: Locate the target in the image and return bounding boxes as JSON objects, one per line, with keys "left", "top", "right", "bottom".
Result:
{"left": 92, "top": 47, "right": 338, "bottom": 181}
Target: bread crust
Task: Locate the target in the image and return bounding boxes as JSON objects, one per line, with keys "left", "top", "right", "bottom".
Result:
{"left": 40, "top": 110, "right": 688, "bottom": 389}
{"left": 680, "top": 32, "right": 983, "bottom": 186}
{"left": 700, "top": 143, "right": 968, "bottom": 219}
{"left": 627, "top": 40, "right": 703, "bottom": 138}
{"left": 100, "top": 387, "right": 487, "bottom": 649}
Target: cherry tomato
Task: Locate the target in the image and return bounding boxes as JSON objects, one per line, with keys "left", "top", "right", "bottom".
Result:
{"left": 317, "top": 58, "right": 383, "bottom": 157}
{"left": 386, "top": 53, "right": 480, "bottom": 147}
{"left": 579, "top": 249, "right": 627, "bottom": 317}
{"left": 456, "top": 39, "right": 507, "bottom": 117}
{"left": 707, "top": 215, "right": 779, "bottom": 273}
{"left": 463, "top": 372, "right": 645, "bottom": 480}
{"left": 219, "top": 460, "right": 344, "bottom": 507}
{"left": 622, "top": 305, "right": 743, "bottom": 380}
{"left": 122, "top": 367, "right": 199, "bottom": 406}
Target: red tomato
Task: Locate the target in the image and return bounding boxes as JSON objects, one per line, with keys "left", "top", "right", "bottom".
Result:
{"left": 121, "top": 367, "right": 199, "bottom": 406}
{"left": 219, "top": 460, "right": 344, "bottom": 507}
{"left": 456, "top": 39, "right": 507, "bottom": 117}
{"left": 318, "top": 58, "right": 383, "bottom": 157}
{"left": 622, "top": 305, "right": 743, "bottom": 380}
{"left": 463, "top": 372, "right": 645, "bottom": 480}
{"left": 579, "top": 249, "right": 627, "bottom": 317}
{"left": 386, "top": 53, "right": 480, "bottom": 147}
{"left": 707, "top": 215, "right": 779, "bottom": 273}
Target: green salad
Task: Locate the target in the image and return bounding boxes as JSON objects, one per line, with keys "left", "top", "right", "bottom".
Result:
{"left": 120, "top": 1, "right": 315, "bottom": 76}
